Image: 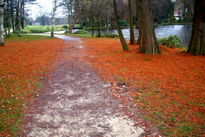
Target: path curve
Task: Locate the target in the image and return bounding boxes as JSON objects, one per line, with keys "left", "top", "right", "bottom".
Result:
{"left": 21, "top": 35, "right": 146, "bottom": 137}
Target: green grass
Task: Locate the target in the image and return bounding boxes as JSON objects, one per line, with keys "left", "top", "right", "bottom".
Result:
{"left": 21, "top": 25, "right": 64, "bottom": 33}
{"left": 5, "top": 34, "right": 53, "bottom": 42}
{"left": 21, "top": 24, "right": 82, "bottom": 34}
{"left": 64, "top": 33, "right": 93, "bottom": 39}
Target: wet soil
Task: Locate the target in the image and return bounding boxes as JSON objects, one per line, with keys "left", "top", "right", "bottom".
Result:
{"left": 21, "top": 35, "right": 156, "bottom": 137}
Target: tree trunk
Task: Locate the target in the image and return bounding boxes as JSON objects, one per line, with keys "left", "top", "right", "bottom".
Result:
{"left": 0, "top": 0, "right": 4, "bottom": 46}
{"left": 69, "top": 15, "right": 77, "bottom": 34}
{"left": 128, "top": 0, "right": 135, "bottom": 44}
{"left": 96, "top": 17, "right": 101, "bottom": 37}
{"left": 16, "top": 0, "right": 21, "bottom": 37}
{"left": 51, "top": 0, "right": 57, "bottom": 37}
{"left": 11, "top": 0, "right": 15, "bottom": 31}
{"left": 136, "top": 0, "right": 161, "bottom": 54}
{"left": 6, "top": 0, "right": 11, "bottom": 36}
{"left": 20, "top": 0, "right": 24, "bottom": 29}
{"left": 51, "top": 17, "right": 54, "bottom": 37}
{"left": 187, "top": 0, "right": 205, "bottom": 55}
{"left": 113, "top": 0, "right": 129, "bottom": 51}
{"left": 105, "top": 15, "right": 109, "bottom": 37}
{"left": 4, "top": 17, "right": 8, "bottom": 37}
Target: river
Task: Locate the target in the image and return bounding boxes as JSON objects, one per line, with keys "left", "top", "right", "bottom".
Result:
{"left": 73, "top": 25, "right": 192, "bottom": 46}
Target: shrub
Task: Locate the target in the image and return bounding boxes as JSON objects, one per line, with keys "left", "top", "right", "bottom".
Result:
{"left": 158, "top": 35, "right": 182, "bottom": 48}
{"left": 179, "top": 47, "right": 188, "bottom": 53}
{"left": 62, "top": 25, "right": 68, "bottom": 29}
{"left": 12, "top": 30, "right": 28, "bottom": 34}
{"left": 30, "top": 29, "right": 48, "bottom": 33}
{"left": 106, "top": 33, "right": 119, "bottom": 38}
{"left": 21, "top": 30, "right": 29, "bottom": 33}
{"left": 64, "top": 30, "right": 69, "bottom": 33}
{"left": 119, "top": 20, "right": 129, "bottom": 27}
{"left": 74, "top": 30, "right": 88, "bottom": 34}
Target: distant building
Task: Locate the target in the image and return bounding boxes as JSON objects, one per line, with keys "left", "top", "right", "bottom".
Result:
{"left": 173, "top": 0, "right": 184, "bottom": 20}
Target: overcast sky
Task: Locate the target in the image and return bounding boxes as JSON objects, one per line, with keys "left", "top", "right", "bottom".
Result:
{"left": 26, "top": 0, "right": 63, "bottom": 19}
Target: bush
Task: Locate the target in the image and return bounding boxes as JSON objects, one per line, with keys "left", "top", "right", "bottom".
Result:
{"left": 158, "top": 35, "right": 182, "bottom": 48}
{"left": 106, "top": 33, "right": 119, "bottom": 38}
{"left": 12, "top": 30, "right": 28, "bottom": 34}
{"left": 179, "top": 47, "right": 188, "bottom": 53}
{"left": 62, "top": 25, "right": 68, "bottom": 29}
{"left": 64, "top": 30, "right": 69, "bottom": 33}
{"left": 74, "top": 30, "right": 88, "bottom": 34}
{"left": 119, "top": 20, "right": 129, "bottom": 27}
{"left": 30, "top": 29, "right": 48, "bottom": 33}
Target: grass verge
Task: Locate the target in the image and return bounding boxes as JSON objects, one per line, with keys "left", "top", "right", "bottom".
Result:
{"left": 0, "top": 35, "right": 66, "bottom": 136}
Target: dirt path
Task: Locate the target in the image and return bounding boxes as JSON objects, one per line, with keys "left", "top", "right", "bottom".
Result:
{"left": 21, "top": 35, "right": 148, "bottom": 137}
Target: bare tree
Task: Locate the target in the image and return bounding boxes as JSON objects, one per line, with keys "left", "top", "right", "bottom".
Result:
{"left": 68, "top": 0, "right": 87, "bottom": 34}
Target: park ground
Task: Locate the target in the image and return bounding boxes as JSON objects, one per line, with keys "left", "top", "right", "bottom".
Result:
{"left": 0, "top": 34, "right": 204, "bottom": 136}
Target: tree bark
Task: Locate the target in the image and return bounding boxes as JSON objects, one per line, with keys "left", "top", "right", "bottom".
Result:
{"left": 136, "top": 0, "right": 160, "bottom": 54}
{"left": 69, "top": 15, "right": 77, "bottom": 34}
{"left": 6, "top": 0, "right": 11, "bottom": 36}
{"left": 187, "top": 0, "right": 205, "bottom": 55}
{"left": 16, "top": 0, "right": 21, "bottom": 37}
{"left": 96, "top": 17, "right": 101, "bottom": 37}
{"left": 11, "top": 0, "right": 15, "bottom": 31}
{"left": 20, "top": 0, "right": 24, "bottom": 29}
{"left": 0, "top": 0, "right": 4, "bottom": 46}
{"left": 128, "top": 0, "right": 135, "bottom": 44}
{"left": 51, "top": 0, "right": 57, "bottom": 37}
{"left": 113, "top": 0, "right": 129, "bottom": 51}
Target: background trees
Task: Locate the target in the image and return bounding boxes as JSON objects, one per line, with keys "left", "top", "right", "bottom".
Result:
{"left": 2, "top": 0, "right": 36, "bottom": 37}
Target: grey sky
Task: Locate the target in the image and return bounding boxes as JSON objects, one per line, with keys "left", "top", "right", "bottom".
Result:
{"left": 27, "top": 0, "right": 63, "bottom": 19}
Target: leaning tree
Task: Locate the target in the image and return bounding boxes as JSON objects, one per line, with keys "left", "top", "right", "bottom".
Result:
{"left": 187, "top": 0, "right": 205, "bottom": 55}
{"left": 113, "top": 0, "right": 129, "bottom": 51}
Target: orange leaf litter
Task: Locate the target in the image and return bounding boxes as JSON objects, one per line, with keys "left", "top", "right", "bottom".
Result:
{"left": 83, "top": 38, "right": 205, "bottom": 136}
{"left": 0, "top": 38, "right": 66, "bottom": 136}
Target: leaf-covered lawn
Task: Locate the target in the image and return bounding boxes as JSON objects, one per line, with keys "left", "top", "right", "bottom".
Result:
{"left": 83, "top": 38, "right": 205, "bottom": 136}
{"left": 0, "top": 36, "right": 66, "bottom": 136}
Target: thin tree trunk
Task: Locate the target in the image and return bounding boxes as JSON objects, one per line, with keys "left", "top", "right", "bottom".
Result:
{"left": 128, "top": 0, "right": 135, "bottom": 44}
{"left": 11, "top": 0, "right": 15, "bottom": 31}
{"left": 96, "top": 17, "right": 101, "bottom": 37}
{"left": 136, "top": 0, "right": 160, "bottom": 54}
{"left": 51, "top": 0, "right": 57, "bottom": 37}
{"left": 4, "top": 17, "right": 8, "bottom": 37}
{"left": 6, "top": 0, "right": 11, "bottom": 36}
{"left": 51, "top": 17, "right": 55, "bottom": 37}
{"left": 16, "top": 0, "right": 21, "bottom": 37}
{"left": 187, "top": 0, "right": 205, "bottom": 55}
{"left": 0, "top": 0, "right": 4, "bottom": 46}
{"left": 105, "top": 15, "right": 109, "bottom": 37}
{"left": 69, "top": 15, "right": 77, "bottom": 34}
{"left": 20, "top": 0, "right": 24, "bottom": 29}
{"left": 113, "top": 0, "right": 129, "bottom": 51}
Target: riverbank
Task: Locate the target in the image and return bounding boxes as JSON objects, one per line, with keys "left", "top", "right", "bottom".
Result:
{"left": 83, "top": 38, "right": 205, "bottom": 136}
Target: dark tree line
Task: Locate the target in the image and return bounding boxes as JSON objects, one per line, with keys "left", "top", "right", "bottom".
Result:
{"left": 0, "top": 0, "right": 36, "bottom": 40}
